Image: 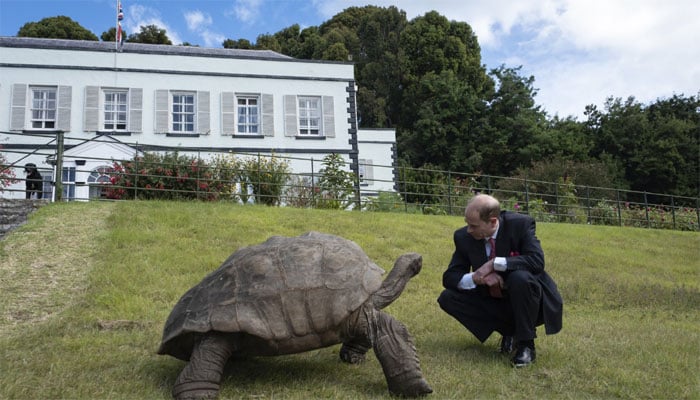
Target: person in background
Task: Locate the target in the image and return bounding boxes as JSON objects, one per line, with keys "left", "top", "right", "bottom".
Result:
{"left": 24, "top": 163, "right": 43, "bottom": 199}
{"left": 437, "top": 194, "right": 563, "bottom": 367}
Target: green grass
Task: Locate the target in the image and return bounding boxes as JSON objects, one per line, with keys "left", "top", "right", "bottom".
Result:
{"left": 1, "top": 201, "right": 699, "bottom": 399}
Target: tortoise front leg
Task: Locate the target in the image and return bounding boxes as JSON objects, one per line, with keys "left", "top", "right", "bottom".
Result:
{"left": 172, "top": 332, "right": 235, "bottom": 400}
{"left": 373, "top": 310, "right": 432, "bottom": 397}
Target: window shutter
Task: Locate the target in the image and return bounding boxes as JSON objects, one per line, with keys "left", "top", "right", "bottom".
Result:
{"left": 129, "top": 88, "right": 143, "bottom": 132}
{"left": 262, "top": 93, "right": 274, "bottom": 137}
{"left": 56, "top": 85, "right": 72, "bottom": 131}
{"left": 197, "top": 91, "right": 210, "bottom": 134}
{"left": 221, "top": 92, "right": 235, "bottom": 135}
{"left": 322, "top": 95, "right": 335, "bottom": 137}
{"left": 10, "top": 83, "right": 26, "bottom": 131}
{"left": 154, "top": 90, "right": 169, "bottom": 133}
{"left": 84, "top": 86, "right": 99, "bottom": 132}
{"left": 363, "top": 159, "right": 374, "bottom": 181}
{"left": 283, "top": 95, "right": 297, "bottom": 137}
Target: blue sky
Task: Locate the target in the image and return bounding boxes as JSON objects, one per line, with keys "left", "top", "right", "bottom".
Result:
{"left": 1, "top": 0, "right": 698, "bottom": 119}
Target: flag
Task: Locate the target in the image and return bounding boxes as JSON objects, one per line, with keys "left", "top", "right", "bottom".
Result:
{"left": 116, "top": 0, "right": 124, "bottom": 51}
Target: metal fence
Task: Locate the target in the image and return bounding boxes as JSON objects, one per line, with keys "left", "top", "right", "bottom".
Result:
{"left": 2, "top": 131, "right": 699, "bottom": 231}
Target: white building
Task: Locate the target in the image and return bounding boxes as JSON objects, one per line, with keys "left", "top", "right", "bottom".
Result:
{"left": 0, "top": 37, "right": 396, "bottom": 201}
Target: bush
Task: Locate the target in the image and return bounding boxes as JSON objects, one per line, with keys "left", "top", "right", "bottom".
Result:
{"left": 315, "top": 153, "right": 355, "bottom": 209}
{"left": 240, "top": 154, "right": 290, "bottom": 206}
{"left": 107, "top": 152, "right": 224, "bottom": 201}
{"left": 0, "top": 148, "right": 18, "bottom": 192}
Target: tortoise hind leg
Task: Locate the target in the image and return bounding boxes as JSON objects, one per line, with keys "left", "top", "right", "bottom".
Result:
{"left": 172, "top": 332, "right": 236, "bottom": 400}
{"left": 373, "top": 310, "right": 432, "bottom": 397}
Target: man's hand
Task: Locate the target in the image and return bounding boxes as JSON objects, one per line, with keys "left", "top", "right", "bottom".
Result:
{"left": 482, "top": 272, "right": 504, "bottom": 288}
{"left": 472, "top": 259, "right": 495, "bottom": 285}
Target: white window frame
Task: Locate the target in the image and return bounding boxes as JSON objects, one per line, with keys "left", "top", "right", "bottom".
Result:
{"left": 30, "top": 86, "right": 57, "bottom": 129}
{"left": 103, "top": 89, "right": 129, "bottom": 131}
{"left": 171, "top": 92, "right": 196, "bottom": 133}
{"left": 298, "top": 96, "right": 321, "bottom": 136}
{"left": 62, "top": 166, "right": 76, "bottom": 201}
{"left": 88, "top": 165, "right": 114, "bottom": 199}
{"left": 236, "top": 94, "right": 260, "bottom": 134}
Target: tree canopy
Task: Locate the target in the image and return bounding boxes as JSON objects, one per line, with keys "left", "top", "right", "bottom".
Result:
{"left": 17, "top": 16, "right": 98, "bottom": 41}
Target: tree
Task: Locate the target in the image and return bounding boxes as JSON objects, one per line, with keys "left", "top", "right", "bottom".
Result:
{"left": 223, "top": 38, "right": 253, "bottom": 49}
{"left": 398, "top": 70, "right": 487, "bottom": 172}
{"left": 127, "top": 25, "right": 172, "bottom": 45}
{"left": 101, "top": 27, "right": 128, "bottom": 42}
{"left": 479, "top": 65, "right": 548, "bottom": 177}
{"left": 17, "top": 16, "right": 98, "bottom": 40}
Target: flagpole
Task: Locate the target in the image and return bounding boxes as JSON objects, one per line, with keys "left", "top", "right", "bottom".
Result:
{"left": 116, "top": 0, "right": 123, "bottom": 52}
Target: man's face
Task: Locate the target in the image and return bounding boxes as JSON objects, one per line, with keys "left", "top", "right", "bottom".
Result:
{"left": 465, "top": 211, "right": 496, "bottom": 240}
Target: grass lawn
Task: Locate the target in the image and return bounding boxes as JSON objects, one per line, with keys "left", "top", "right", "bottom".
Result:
{"left": 1, "top": 201, "right": 699, "bottom": 399}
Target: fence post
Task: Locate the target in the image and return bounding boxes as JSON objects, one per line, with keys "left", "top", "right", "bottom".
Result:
{"left": 554, "top": 182, "right": 559, "bottom": 221}
{"left": 53, "top": 130, "right": 64, "bottom": 202}
{"left": 447, "top": 171, "right": 452, "bottom": 215}
{"left": 524, "top": 178, "right": 530, "bottom": 216}
{"left": 586, "top": 186, "right": 591, "bottom": 224}
{"left": 671, "top": 196, "right": 676, "bottom": 230}
{"left": 644, "top": 192, "right": 650, "bottom": 228}
{"left": 310, "top": 158, "right": 315, "bottom": 206}
{"left": 616, "top": 190, "right": 622, "bottom": 226}
{"left": 134, "top": 154, "right": 139, "bottom": 200}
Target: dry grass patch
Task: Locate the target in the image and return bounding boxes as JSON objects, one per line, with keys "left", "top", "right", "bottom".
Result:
{"left": 0, "top": 202, "right": 115, "bottom": 334}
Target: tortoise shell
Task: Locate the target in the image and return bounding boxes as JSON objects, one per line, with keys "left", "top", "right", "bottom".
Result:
{"left": 158, "top": 232, "right": 385, "bottom": 360}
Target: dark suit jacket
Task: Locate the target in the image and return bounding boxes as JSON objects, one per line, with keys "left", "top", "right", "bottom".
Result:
{"left": 443, "top": 211, "right": 563, "bottom": 335}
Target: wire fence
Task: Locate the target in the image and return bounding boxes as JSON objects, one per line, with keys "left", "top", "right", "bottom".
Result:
{"left": 2, "top": 131, "right": 699, "bottom": 231}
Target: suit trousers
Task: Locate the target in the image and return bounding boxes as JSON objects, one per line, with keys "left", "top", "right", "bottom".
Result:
{"left": 437, "top": 270, "right": 543, "bottom": 343}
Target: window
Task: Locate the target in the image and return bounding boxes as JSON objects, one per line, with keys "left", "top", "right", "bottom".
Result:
{"left": 237, "top": 96, "right": 259, "bottom": 134}
{"left": 88, "top": 165, "right": 114, "bottom": 199}
{"left": 84, "top": 87, "right": 142, "bottom": 134}
{"left": 283, "top": 95, "right": 333, "bottom": 138}
{"left": 62, "top": 166, "right": 76, "bottom": 200}
{"left": 298, "top": 96, "right": 321, "bottom": 135}
{"left": 30, "top": 87, "right": 57, "bottom": 129}
{"left": 172, "top": 93, "right": 195, "bottom": 133}
{"left": 103, "top": 90, "right": 128, "bottom": 131}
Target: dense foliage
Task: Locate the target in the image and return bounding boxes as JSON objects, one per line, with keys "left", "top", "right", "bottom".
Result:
{"left": 17, "top": 16, "right": 98, "bottom": 41}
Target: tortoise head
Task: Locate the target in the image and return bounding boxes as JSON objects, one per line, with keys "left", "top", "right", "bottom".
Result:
{"left": 393, "top": 252, "right": 422, "bottom": 278}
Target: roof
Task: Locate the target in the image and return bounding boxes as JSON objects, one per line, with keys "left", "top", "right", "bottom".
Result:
{"left": 0, "top": 36, "right": 296, "bottom": 61}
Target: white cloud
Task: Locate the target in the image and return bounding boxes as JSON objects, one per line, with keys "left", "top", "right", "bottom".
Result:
{"left": 228, "top": 0, "right": 263, "bottom": 24}
{"left": 184, "top": 10, "right": 212, "bottom": 32}
{"left": 183, "top": 10, "right": 224, "bottom": 47}
{"left": 124, "top": 4, "right": 182, "bottom": 45}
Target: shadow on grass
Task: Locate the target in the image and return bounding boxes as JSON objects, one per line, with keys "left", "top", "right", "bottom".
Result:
{"left": 144, "top": 350, "right": 390, "bottom": 399}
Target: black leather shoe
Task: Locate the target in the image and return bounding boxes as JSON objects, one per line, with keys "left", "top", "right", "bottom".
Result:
{"left": 499, "top": 335, "right": 514, "bottom": 354}
{"left": 511, "top": 345, "right": 536, "bottom": 367}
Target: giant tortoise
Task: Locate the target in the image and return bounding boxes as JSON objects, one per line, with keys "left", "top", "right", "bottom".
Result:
{"left": 158, "top": 231, "right": 432, "bottom": 399}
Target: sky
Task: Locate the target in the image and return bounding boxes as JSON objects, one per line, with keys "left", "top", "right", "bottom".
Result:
{"left": 1, "top": 0, "right": 698, "bottom": 119}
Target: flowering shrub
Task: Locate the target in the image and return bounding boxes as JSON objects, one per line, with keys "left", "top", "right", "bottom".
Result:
{"left": 107, "top": 152, "right": 227, "bottom": 201}
{"left": 0, "top": 148, "right": 18, "bottom": 192}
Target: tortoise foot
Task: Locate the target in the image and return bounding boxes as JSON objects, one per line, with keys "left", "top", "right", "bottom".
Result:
{"left": 388, "top": 373, "right": 433, "bottom": 397}
{"left": 339, "top": 342, "right": 369, "bottom": 364}
{"left": 172, "top": 381, "right": 220, "bottom": 400}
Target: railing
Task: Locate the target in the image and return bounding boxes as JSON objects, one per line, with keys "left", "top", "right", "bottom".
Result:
{"left": 1, "top": 131, "right": 698, "bottom": 231}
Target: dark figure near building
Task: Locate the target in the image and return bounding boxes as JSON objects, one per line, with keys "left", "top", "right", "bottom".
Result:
{"left": 24, "top": 163, "right": 43, "bottom": 199}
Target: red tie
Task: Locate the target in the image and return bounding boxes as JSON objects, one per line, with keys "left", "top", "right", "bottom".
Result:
{"left": 488, "top": 237, "right": 503, "bottom": 298}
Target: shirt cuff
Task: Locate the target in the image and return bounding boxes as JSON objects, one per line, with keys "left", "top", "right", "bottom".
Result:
{"left": 458, "top": 272, "right": 477, "bottom": 290}
{"left": 493, "top": 257, "right": 507, "bottom": 272}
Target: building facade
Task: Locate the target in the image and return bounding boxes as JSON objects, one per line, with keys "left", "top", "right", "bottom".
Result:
{"left": 0, "top": 37, "right": 396, "bottom": 201}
